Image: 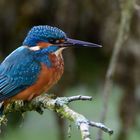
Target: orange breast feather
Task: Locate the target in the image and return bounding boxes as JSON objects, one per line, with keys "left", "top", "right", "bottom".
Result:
{"left": 12, "top": 54, "right": 64, "bottom": 101}
{"left": 12, "top": 64, "right": 52, "bottom": 101}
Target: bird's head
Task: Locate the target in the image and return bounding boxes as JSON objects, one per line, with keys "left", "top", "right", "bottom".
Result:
{"left": 23, "top": 25, "right": 102, "bottom": 55}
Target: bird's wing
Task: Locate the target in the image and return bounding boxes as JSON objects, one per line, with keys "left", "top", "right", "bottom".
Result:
{"left": 0, "top": 46, "right": 41, "bottom": 101}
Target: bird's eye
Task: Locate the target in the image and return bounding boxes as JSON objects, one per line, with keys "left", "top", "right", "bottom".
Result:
{"left": 48, "top": 38, "right": 56, "bottom": 44}
{"left": 48, "top": 38, "right": 64, "bottom": 44}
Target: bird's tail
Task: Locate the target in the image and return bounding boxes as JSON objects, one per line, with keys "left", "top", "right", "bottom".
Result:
{"left": 0, "top": 102, "right": 4, "bottom": 116}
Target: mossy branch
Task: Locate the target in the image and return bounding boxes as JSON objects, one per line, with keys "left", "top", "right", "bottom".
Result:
{"left": 0, "top": 95, "right": 113, "bottom": 140}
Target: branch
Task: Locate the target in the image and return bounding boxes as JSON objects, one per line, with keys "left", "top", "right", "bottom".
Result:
{"left": 97, "top": 0, "right": 134, "bottom": 139}
{"left": 134, "top": 0, "right": 140, "bottom": 11}
{"left": 0, "top": 95, "right": 113, "bottom": 140}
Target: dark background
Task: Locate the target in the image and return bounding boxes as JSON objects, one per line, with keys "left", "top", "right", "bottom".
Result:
{"left": 0, "top": 0, "right": 140, "bottom": 140}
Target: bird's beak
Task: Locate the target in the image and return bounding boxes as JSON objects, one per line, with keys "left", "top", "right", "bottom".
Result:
{"left": 59, "top": 38, "right": 102, "bottom": 48}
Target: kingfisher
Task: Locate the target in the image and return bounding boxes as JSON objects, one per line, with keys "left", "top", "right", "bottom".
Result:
{"left": 0, "top": 25, "right": 102, "bottom": 114}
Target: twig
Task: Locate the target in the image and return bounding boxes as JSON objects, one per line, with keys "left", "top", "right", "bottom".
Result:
{"left": 0, "top": 95, "right": 113, "bottom": 140}
{"left": 97, "top": 0, "right": 134, "bottom": 140}
{"left": 79, "top": 123, "right": 91, "bottom": 140}
{"left": 134, "top": 3, "right": 140, "bottom": 11}
{"left": 89, "top": 121, "right": 113, "bottom": 135}
{"left": 68, "top": 95, "right": 92, "bottom": 102}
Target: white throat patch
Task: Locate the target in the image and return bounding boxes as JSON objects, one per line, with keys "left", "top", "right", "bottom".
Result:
{"left": 54, "top": 48, "right": 65, "bottom": 57}
{"left": 29, "top": 46, "right": 41, "bottom": 51}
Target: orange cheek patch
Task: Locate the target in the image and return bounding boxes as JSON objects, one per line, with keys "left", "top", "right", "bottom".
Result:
{"left": 37, "top": 42, "right": 52, "bottom": 48}
{"left": 60, "top": 39, "right": 65, "bottom": 43}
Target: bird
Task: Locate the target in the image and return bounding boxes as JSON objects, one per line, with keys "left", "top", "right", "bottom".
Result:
{"left": 0, "top": 25, "right": 102, "bottom": 114}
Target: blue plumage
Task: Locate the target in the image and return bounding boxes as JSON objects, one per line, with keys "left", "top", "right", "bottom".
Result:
{"left": 0, "top": 46, "right": 41, "bottom": 101}
{"left": 23, "top": 25, "right": 67, "bottom": 46}
{"left": 0, "top": 25, "right": 101, "bottom": 113}
{"left": 0, "top": 25, "right": 67, "bottom": 113}
{"left": 33, "top": 45, "right": 59, "bottom": 67}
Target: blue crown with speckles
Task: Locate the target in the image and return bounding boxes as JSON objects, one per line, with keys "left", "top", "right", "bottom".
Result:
{"left": 23, "top": 25, "right": 67, "bottom": 47}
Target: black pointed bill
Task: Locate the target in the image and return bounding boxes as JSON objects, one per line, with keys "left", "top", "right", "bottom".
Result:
{"left": 59, "top": 38, "right": 102, "bottom": 48}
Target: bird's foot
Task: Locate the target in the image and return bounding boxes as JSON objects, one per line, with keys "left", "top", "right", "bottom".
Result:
{"left": 0, "top": 104, "right": 4, "bottom": 117}
{"left": 35, "top": 106, "right": 44, "bottom": 114}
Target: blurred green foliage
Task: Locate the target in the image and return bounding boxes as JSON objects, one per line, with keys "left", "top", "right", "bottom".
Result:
{"left": 2, "top": 87, "right": 140, "bottom": 140}
{"left": 0, "top": 0, "right": 140, "bottom": 140}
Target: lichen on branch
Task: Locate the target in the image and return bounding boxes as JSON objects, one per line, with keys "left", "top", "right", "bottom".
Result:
{"left": 0, "top": 95, "right": 113, "bottom": 140}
